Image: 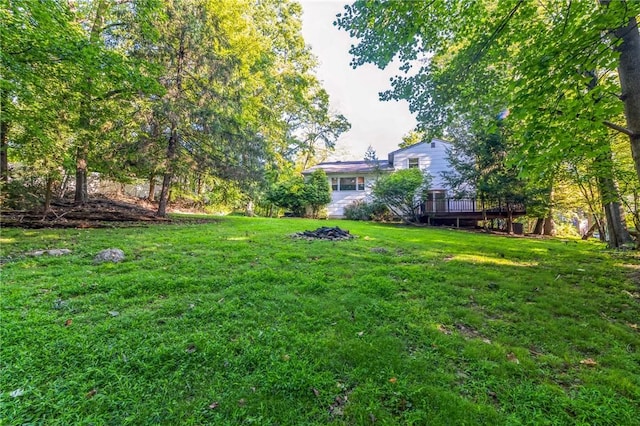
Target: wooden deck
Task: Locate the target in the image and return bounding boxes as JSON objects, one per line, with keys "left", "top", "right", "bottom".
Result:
{"left": 419, "top": 198, "right": 526, "bottom": 224}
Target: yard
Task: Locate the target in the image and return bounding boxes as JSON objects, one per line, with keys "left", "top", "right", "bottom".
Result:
{"left": 1, "top": 217, "right": 639, "bottom": 425}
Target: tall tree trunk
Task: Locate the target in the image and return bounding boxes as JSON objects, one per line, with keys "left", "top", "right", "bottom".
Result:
{"left": 148, "top": 174, "right": 156, "bottom": 202}
{"left": 0, "top": 90, "right": 9, "bottom": 184}
{"left": 543, "top": 216, "right": 555, "bottom": 236}
{"left": 157, "top": 29, "right": 185, "bottom": 217}
{"left": 74, "top": 144, "right": 89, "bottom": 205}
{"left": 481, "top": 197, "right": 488, "bottom": 230}
{"left": 74, "top": 0, "right": 107, "bottom": 205}
{"left": 157, "top": 128, "right": 178, "bottom": 217}
{"left": 74, "top": 97, "right": 91, "bottom": 205}
{"left": 542, "top": 185, "right": 556, "bottom": 236}
{"left": 591, "top": 214, "right": 607, "bottom": 242}
{"left": 245, "top": 200, "right": 255, "bottom": 217}
{"left": 613, "top": 16, "right": 640, "bottom": 184}
{"left": 597, "top": 173, "right": 632, "bottom": 247}
{"left": 533, "top": 217, "right": 544, "bottom": 234}
{"left": 43, "top": 176, "right": 54, "bottom": 214}
{"left": 594, "top": 141, "right": 633, "bottom": 247}
{"left": 506, "top": 206, "right": 514, "bottom": 235}
{"left": 58, "top": 171, "right": 71, "bottom": 198}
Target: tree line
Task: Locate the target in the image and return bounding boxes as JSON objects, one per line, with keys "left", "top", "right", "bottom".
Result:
{"left": 336, "top": 0, "right": 640, "bottom": 248}
{"left": 1, "top": 0, "right": 349, "bottom": 216}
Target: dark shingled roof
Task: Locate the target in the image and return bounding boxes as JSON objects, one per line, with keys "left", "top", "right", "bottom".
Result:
{"left": 302, "top": 160, "right": 394, "bottom": 175}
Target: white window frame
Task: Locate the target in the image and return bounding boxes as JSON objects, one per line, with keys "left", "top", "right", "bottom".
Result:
{"left": 331, "top": 177, "right": 339, "bottom": 191}
{"left": 332, "top": 176, "right": 366, "bottom": 191}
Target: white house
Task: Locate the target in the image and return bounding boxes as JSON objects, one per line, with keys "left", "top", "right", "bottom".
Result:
{"left": 302, "top": 139, "right": 452, "bottom": 218}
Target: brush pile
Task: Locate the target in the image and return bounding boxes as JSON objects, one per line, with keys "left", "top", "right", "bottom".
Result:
{"left": 292, "top": 226, "right": 354, "bottom": 241}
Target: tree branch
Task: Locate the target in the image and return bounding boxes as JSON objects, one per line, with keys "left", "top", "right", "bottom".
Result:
{"left": 603, "top": 120, "right": 636, "bottom": 136}
{"left": 96, "top": 89, "right": 125, "bottom": 101}
{"left": 100, "top": 22, "right": 127, "bottom": 33}
{"left": 6, "top": 45, "right": 34, "bottom": 56}
{"left": 467, "top": 0, "right": 525, "bottom": 67}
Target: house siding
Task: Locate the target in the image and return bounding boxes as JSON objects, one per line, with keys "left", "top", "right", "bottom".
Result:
{"left": 327, "top": 173, "right": 377, "bottom": 217}
{"left": 390, "top": 140, "right": 450, "bottom": 190}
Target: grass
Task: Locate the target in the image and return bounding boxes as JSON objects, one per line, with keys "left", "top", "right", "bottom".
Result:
{"left": 1, "top": 216, "right": 639, "bottom": 425}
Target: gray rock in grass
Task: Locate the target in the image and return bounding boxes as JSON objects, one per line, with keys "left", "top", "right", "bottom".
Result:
{"left": 47, "top": 249, "right": 72, "bottom": 256}
{"left": 370, "top": 247, "right": 389, "bottom": 254}
{"left": 27, "top": 249, "right": 72, "bottom": 257}
{"left": 94, "top": 248, "right": 125, "bottom": 264}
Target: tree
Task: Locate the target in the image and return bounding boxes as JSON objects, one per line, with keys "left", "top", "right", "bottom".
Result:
{"left": 591, "top": 131, "right": 634, "bottom": 247}
{"left": 304, "top": 169, "right": 331, "bottom": 218}
{"left": 140, "top": 0, "right": 349, "bottom": 216}
{"left": 399, "top": 130, "right": 424, "bottom": 149}
{"left": 0, "top": 0, "right": 84, "bottom": 188}
{"left": 142, "top": 0, "right": 267, "bottom": 217}
{"left": 288, "top": 85, "right": 351, "bottom": 170}
{"left": 3, "top": 0, "right": 347, "bottom": 217}
{"left": 372, "top": 168, "right": 431, "bottom": 224}
{"left": 264, "top": 170, "right": 331, "bottom": 218}
{"left": 248, "top": 0, "right": 350, "bottom": 173}
{"left": 265, "top": 175, "right": 307, "bottom": 216}
{"left": 364, "top": 145, "right": 378, "bottom": 164}
{"left": 363, "top": 145, "right": 385, "bottom": 179}
{"left": 289, "top": 87, "right": 350, "bottom": 170}
{"left": 70, "top": 0, "right": 161, "bottom": 205}
{"left": 610, "top": 10, "right": 640, "bottom": 184}
{"left": 442, "top": 121, "right": 528, "bottom": 233}
{"left": 1, "top": 0, "right": 163, "bottom": 208}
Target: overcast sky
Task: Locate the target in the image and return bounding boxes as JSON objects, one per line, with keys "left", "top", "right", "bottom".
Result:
{"left": 299, "top": 0, "right": 417, "bottom": 161}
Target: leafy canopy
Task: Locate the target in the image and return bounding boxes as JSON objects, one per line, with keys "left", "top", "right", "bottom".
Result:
{"left": 335, "top": 1, "right": 640, "bottom": 180}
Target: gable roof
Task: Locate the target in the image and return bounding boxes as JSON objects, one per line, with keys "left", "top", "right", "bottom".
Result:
{"left": 302, "top": 160, "right": 393, "bottom": 175}
{"left": 387, "top": 138, "right": 451, "bottom": 164}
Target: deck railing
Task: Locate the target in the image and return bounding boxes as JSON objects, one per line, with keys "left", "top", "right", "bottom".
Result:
{"left": 420, "top": 198, "right": 526, "bottom": 215}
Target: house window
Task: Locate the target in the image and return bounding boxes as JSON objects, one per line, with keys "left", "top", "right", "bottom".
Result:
{"left": 408, "top": 158, "right": 419, "bottom": 168}
{"left": 333, "top": 176, "right": 365, "bottom": 191}
{"left": 339, "top": 177, "right": 357, "bottom": 190}
{"left": 431, "top": 141, "right": 436, "bottom": 148}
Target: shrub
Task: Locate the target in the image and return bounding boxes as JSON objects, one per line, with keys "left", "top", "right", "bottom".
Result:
{"left": 304, "top": 170, "right": 331, "bottom": 218}
{"left": 344, "top": 200, "right": 371, "bottom": 220}
{"left": 1, "top": 180, "right": 42, "bottom": 210}
{"left": 265, "top": 176, "right": 307, "bottom": 216}
{"left": 344, "top": 199, "right": 391, "bottom": 221}
{"left": 265, "top": 170, "right": 332, "bottom": 218}
{"left": 372, "top": 168, "right": 432, "bottom": 223}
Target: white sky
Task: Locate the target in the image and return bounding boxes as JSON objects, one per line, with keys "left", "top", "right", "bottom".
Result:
{"left": 299, "top": 0, "right": 417, "bottom": 161}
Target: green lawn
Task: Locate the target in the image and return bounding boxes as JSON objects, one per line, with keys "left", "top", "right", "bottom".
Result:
{"left": 1, "top": 217, "right": 639, "bottom": 425}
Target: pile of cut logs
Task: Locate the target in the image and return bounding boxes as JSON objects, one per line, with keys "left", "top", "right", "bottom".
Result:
{"left": 293, "top": 226, "right": 353, "bottom": 241}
